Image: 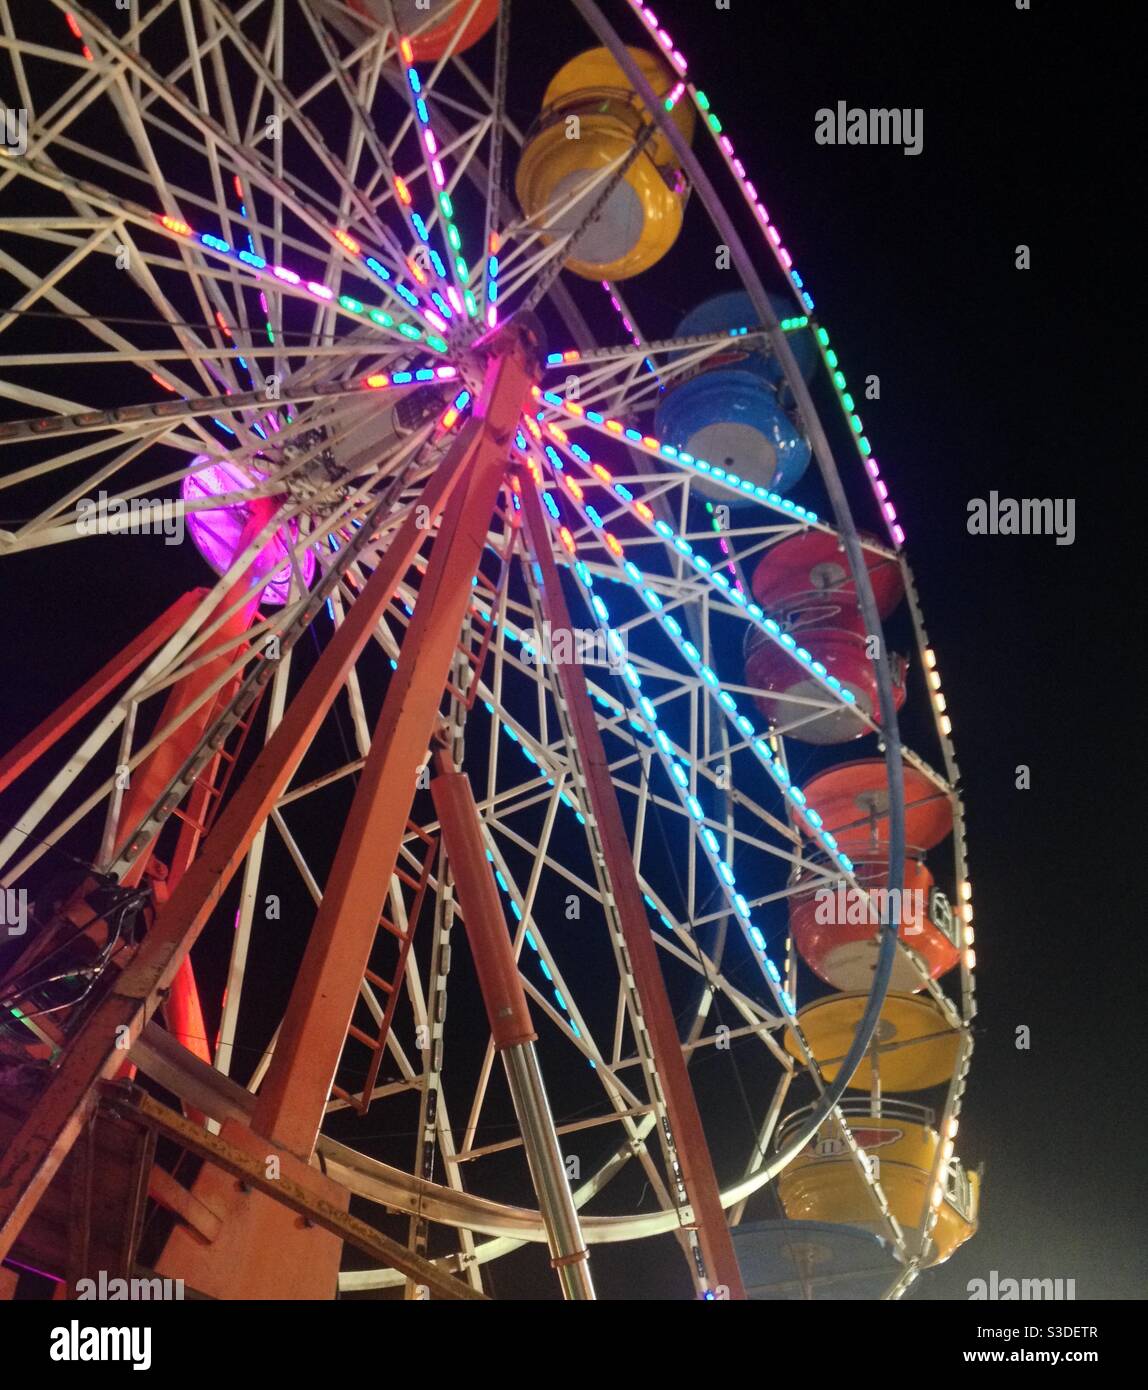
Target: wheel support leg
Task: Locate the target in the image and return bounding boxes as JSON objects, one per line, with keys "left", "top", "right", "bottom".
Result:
{"left": 431, "top": 761, "right": 595, "bottom": 1301}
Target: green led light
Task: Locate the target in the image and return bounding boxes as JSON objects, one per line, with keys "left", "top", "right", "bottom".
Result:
{"left": 833, "top": 371, "right": 846, "bottom": 389}
{"left": 427, "top": 335, "right": 448, "bottom": 352}
{"left": 447, "top": 224, "right": 462, "bottom": 251}
{"left": 455, "top": 257, "right": 469, "bottom": 279}
{"left": 817, "top": 327, "right": 831, "bottom": 346}
{"left": 708, "top": 113, "right": 722, "bottom": 134}
{"left": 842, "top": 392, "right": 854, "bottom": 411}
{"left": 850, "top": 414, "right": 863, "bottom": 434}
{"left": 664, "top": 97, "right": 675, "bottom": 111}
{"left": 859, "top": 437, "right": 872, "bottom": 456}
{"left": 696, "top": 91, "right": 711, "bottom": 111}
{"left": 265, "top": 326, "right": 275, "bottom": 344}
{"left": 439, "top": 192, "right": 453, "bottom": 218}
{"left": 399, "top": 323, "right": 423, "bottom": 340}
{"left": 338, "top": 295, "right": 363, "bottom": 313}
{"left": 825, "top": 349, "right": 838, "bottom": 368}
{"left": 370, "top": 309, "right": 395, "bottom": 328}
{"left": 465, "top": 291, "right": 478, "bottom": 317}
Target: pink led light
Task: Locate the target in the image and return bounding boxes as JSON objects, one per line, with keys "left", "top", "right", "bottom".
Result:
{"left": 307, "top": 281, "right": 333, "bottom": 299}
{"left": 426, "top": 310, "right": 448, "bottom": 331}
{"left": 780, "top": 249, "right": 792, "bottom": 268}
{"left": 432, "top": 160, "right": 445, "bottom": 187}
{"left": 733, "top": 159, "right": 746, "bottom": 178}
{"left": 272, "top": 265, "right": 300, "bottom": 284}
{"left": 893, "top": 525, "right": 906, "bottom": 545}
{"left": 447, "top": 287, "right": 463, "bottom": 314}
{"left": 720, "top": 136, "right": 734, "bottom": 156}
{"left": 883, "top": 502, "right": 898, "bottom": 522}
{"left": 183, "top": 457, "right": 316, "bottom": 607}
{"left": 768, "top": 227, "right": 781, "bottom": 246}
{"left": 746, "top": 182, "right": 757, "bottom": 200}
{"left": 866, "top": 459, "right": 880, "bottom": 478}
{"left": 435, "top": 366, "right": 458, "bottom": 379}
{"left": 672, "top": 51, "right": 686, "bottom": 72}
{"left": 425, "top": 131, "right": 437, "bottom": 155}
{"left": 876, "top": 481, "right": 888, "bottom": 499}
{"left": 487, "top": 305, "right": 498, "bottom": 328}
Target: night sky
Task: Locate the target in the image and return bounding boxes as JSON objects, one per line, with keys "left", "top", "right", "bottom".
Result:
{"left": 1, "top": 1, "right": 1142, "bottom": 1303}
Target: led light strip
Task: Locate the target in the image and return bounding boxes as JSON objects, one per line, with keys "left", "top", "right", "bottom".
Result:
{"left": 536, "top": 431, "right": 891, "bottom": 728}
{"left": 533, "top": 449, "right": 857, "bottom": 886}
{"left": 398, "top": 36, "right": 480, "bottom": 321}
{"left": 531, "top": 386, "right": 826, "bottom": 527}
{"left": 527, "top": 480, "right": 828, "bottom": 1022}
{"left": 151, "top": 209, "right": 446, "bottom": 351}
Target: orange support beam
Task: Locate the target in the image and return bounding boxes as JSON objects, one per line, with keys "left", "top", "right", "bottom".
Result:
{"left": 253, "top": 334, "right": 536, "bottom": 1158}
{"left": 517, "top": 470, "right": 746, "bottom": 1300}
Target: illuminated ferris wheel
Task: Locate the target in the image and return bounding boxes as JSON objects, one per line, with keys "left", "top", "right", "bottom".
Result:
{"left": 0, "top": 0, "right": 979, "bottom": 1301}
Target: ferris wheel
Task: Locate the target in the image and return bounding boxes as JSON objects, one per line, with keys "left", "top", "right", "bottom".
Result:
{"left": 0, "top": 0, "right": 979, "bottom": 1302}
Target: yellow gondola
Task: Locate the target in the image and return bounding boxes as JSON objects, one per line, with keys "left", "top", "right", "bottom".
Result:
{"left": 515, "top": 47, "right": 694, "bottom": 281}
{"left": 776, "top": 1101, "right": 979, "bottom": 1265}
{"left": 784, "top": 991, "right": 963, "bottom": 1092}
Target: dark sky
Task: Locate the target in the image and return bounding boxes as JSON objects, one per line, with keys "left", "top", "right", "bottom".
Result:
{"left": 664, "top": 0, "right": 1140, "bottom": 1298}
{"left": 1, "top": 0, "right": 1141, "bottom": 1302}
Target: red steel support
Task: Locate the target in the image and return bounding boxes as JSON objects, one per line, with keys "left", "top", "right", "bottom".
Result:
{"left": 252, "top": 337, "right": 535, "bottom": 1158}
{"left": 430, "top": 766, "right": 537, "bottom": 1053}
{"left": 517, "top": 470, "right": 746, "bottom": 1300}
{"left": 113, "top": 499, "right": 279, "bottom": 1064}
{"left": 431, "top": 760, "right": 594, "bottom": 1299}
{"left": 0, "top": 421, "right": 481, "bottom": 1265}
